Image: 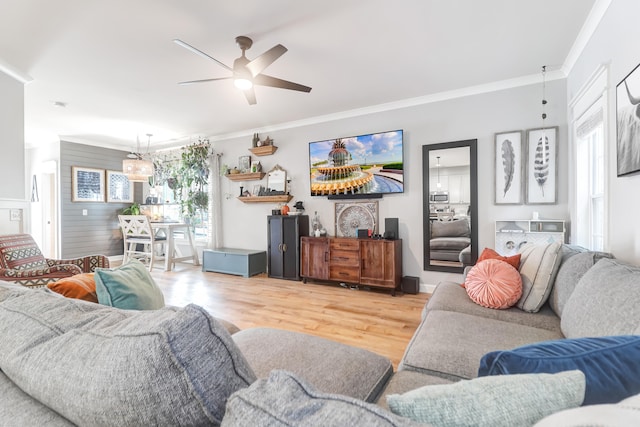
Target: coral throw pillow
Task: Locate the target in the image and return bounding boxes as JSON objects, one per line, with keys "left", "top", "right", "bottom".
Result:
{"left": 47, "top": 273, "right": 98, "bottom": 303}
{"left": 477, "top": 248, "right": 522, "bottom": 270}
{"left": 465, "top": 259, "right": 523, "bottom": 309}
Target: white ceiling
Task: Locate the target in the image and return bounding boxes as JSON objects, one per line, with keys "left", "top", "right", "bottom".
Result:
{"left": 0, "top": 0, "right": 600, "bottom": 151}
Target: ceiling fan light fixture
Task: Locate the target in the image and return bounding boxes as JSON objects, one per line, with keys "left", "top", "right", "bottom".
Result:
{"left": 234, "top": 77, "right": 253, "bottom": 90}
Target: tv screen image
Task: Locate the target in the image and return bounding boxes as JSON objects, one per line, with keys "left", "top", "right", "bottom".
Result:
{"left": 308, "top": 129, "right": 404, "bottom": 197}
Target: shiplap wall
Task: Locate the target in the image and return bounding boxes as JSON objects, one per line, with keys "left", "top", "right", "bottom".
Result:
{"left": 60, "top": 141, "right": 142, "bottom": 258}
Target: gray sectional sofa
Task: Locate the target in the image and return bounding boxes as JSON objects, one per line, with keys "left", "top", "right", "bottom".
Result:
{"left": 1, "top": 244, "right": 640, "bottom": 426}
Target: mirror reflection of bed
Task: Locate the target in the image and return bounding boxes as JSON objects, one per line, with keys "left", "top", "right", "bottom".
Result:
{"left": 422, "top": 140, "right": 478, "bottom": 273}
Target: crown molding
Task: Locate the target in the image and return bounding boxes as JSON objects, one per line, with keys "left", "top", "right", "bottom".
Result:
{"left": 0, "top": 58, "right": 33, "bottom": 84}
{"left": 562, "top": 0, "right": 612, "bottom": 75}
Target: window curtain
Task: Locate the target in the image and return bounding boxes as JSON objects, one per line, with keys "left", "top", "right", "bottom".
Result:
{"left": 208, "top": 152, "right": 223, "bottom": 249}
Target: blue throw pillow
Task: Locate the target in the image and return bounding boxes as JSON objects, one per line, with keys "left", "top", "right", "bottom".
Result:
{"left": 479, "top": 335, "right": 640, "bottom": 405}
{"left": 94, "top": 259, "right": 165, "bottom": 310}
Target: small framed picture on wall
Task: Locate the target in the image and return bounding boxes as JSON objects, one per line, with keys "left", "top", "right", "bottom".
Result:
{"left": 525, "top": 127, "right": 558, "bottom": 204}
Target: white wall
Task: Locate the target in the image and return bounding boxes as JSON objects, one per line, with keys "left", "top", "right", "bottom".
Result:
{"left": 214, "top": 80, "right": 568, "bottom": 286}
{"left": 567, "top": 0, "right": 640, "bottom": 265}
{"left": 0, "top": 69, "right": 28, "bottom": 233}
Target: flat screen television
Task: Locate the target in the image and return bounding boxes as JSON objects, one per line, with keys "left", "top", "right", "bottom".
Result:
{"left": 308, "top": 129, "right": 404, "bottom": 198}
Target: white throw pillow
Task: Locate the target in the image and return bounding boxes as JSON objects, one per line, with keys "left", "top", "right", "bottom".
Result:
{"left": 516, "top": 241, "right": 563, "bottom": 312}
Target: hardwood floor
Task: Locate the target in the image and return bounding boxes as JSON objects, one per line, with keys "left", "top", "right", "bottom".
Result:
{"left": 151, "top": 265, "right": 429, "bottom": 369}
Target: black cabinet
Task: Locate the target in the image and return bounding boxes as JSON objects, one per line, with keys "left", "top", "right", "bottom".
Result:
{"left": 267, "top": 215, "right": 309, "bottom": 280}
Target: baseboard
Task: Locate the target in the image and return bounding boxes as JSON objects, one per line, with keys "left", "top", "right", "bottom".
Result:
{"left": 108, "top": 255, "right": 123, "bottom": 267}
{"left": 421, "top": 283, "right": 437, "bottom": 294}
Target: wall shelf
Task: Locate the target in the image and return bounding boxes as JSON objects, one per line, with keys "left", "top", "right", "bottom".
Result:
{"left": 238, "top": 195, "right": 293, "bottom": 203}
{"left": 225, "top": 172, "right": 266, "bottom": 182}
{"left": 249, "top": 145, "right": 278, "bottom": 156}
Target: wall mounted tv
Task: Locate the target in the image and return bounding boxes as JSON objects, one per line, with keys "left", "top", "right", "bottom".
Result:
{"left": 308, "top": 129, "right": 404, "bottom": 198}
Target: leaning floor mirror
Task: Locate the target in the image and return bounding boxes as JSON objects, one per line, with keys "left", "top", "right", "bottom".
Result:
{"left": 422, "top": 139, "right": 478, "bottom": 273}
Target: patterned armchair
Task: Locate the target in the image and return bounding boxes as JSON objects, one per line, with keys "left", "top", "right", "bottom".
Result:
{"left": 0, "top": 234, "right": 110, "bottom": 288}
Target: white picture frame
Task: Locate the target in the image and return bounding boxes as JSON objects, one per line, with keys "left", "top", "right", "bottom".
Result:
{"left": 71, "top": 166, "right": 105, "bottom": 202}
{"left": 106, "top": 170, "right": 134, "bottom": 203}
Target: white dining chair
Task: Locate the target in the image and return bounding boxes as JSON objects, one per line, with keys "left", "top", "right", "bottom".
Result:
{"left": 118, "top": 215, "right": 169, "bottom": 271}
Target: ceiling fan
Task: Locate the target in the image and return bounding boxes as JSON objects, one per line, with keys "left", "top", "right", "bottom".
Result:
{"left": 174, "top": 36, "right": 312, "bottom": 105}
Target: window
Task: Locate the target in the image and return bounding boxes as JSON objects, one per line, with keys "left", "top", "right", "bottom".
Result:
{"left": 570, "top": 66, "right": 608, "bottom": 251}
{"left": 575, "top": 102, "right": 604, "bottom": 250}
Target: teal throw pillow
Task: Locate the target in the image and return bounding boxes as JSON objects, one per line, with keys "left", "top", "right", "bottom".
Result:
{"left": 478, "top": 335, "right": 640, "bottom": 405}
{"left": 386, "top": 371, "right": 585, "bottom": 427}
{"left": 94, "top": 259, "right": 165, "bottom": 310}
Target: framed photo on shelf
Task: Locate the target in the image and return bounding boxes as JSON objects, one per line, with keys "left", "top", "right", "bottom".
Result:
{"left": 72, "top": 166, "right": 105, "bottom": 202}
{"left": 106, "top": 170, "right": 134, "bottom": 203}
{"left": 616, "top": 61, "right": 640, "bottom": 176}
{"left": 238, "top": 155, "right": 251, "bottom": 173}
{"left": 525, "top": 127, "right": 558, "bottom": 204}
{"left": 494, "top": 130, "right": 523, "bottom": 205}
{"left": 252, "top": 184, "right": 262, "bottom": 196}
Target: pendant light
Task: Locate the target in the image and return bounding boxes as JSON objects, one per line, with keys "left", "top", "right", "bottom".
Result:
{"left": 436, "top": 156, "right": 442, "bottom": 189}
{"left": 123, "top": 134, "right": 154, "bottom": 182}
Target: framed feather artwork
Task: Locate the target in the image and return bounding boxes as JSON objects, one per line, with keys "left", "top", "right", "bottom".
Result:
{"left": 494, "top": 131, "right": 523, "bottom": 204}
{"left": 525, "top": 127, "right": 558, "bottom": 204}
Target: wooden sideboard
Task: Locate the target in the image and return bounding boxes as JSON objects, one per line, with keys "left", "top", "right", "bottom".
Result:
{"left": 300, "top": 236, "right": 402, "bottom": 295}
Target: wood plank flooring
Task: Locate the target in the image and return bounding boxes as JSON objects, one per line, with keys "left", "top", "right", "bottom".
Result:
{"left": 151, "top": 265, "right": 429, "bottom": 369}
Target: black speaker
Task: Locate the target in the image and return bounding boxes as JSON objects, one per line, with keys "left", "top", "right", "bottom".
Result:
{"left": 384, "top": 218, "right": 399, "bottom": 240}
{"left": 402, "top": 276, "right": 419, "bottom": 294}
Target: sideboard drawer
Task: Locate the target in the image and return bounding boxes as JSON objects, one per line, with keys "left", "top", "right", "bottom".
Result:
{"left": 329, "top": 249, "right": 359, "bottom": 266}
{"left": 329, "top": 266, "right": 360, "bottom": 283}
{"left": 330, "top": 238, "right": 359, "bottom": 251}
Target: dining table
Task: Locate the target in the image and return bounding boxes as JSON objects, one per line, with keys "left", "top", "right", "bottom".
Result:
{"left": 150, "top": 221, "right": 200, "bottom": 271}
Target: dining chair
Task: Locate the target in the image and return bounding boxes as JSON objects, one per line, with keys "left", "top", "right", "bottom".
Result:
{"left": 118, "top": 215, "right": 168, "bottom": 271}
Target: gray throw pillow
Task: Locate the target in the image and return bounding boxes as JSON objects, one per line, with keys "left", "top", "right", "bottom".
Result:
{"left": 561, "top": 258, "right": 640, "bottom": 338}
{"left": 387, "top": 371, "right": 585, "bottom": 427}
{"left": 549, "top": 250, "right": 613, "bottom": 317}
{"left": 0, "top": 284, "right": 256, "bottom": 426}
{"left": 222, "top": 370, "right": 423, "bottom": 427}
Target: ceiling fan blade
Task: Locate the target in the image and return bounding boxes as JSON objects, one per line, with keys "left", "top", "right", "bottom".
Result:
{"left": 254, "top": 74, "right": 312, "bottom": 93}
{"left": 243, "top": 87, "right": 257, "bottom": 105}
{"left": 173, "top": 39, "right": 233, "bottom": 72}
{"left": 246, "top": 44, "right": 287, "bottom": 77}
{"left": 177, "top": 77, "right": 232, "bottom": 85}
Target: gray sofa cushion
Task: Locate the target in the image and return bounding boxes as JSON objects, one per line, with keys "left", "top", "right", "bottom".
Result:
{"left": 549, "top": 250, "right": 614, "bottom": 317}
{"left": 233, "top": 327, "right": 393, "bottom": 403}
{"left": 426, "top": 281, "right": 561, "bottom": 332}
{"left": 0, "top": 284, "right": 256, "bottom": 426}
{"left": 562, "top": 258, "right": 640, "bottom": 338}
{"left": 430, "top": 237, "right": 471, "bottom": 251}
{"left": 222, "top": 370, "right": 425, "bottom": 427}
{"left": 0, "top": 370, "right": 74, "bottom": 426}
{"left": 399, "top": 310, "right": 562, "bottom": 380}
{"left": 431, "top": 218, "right": 470, "bottom": 238}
